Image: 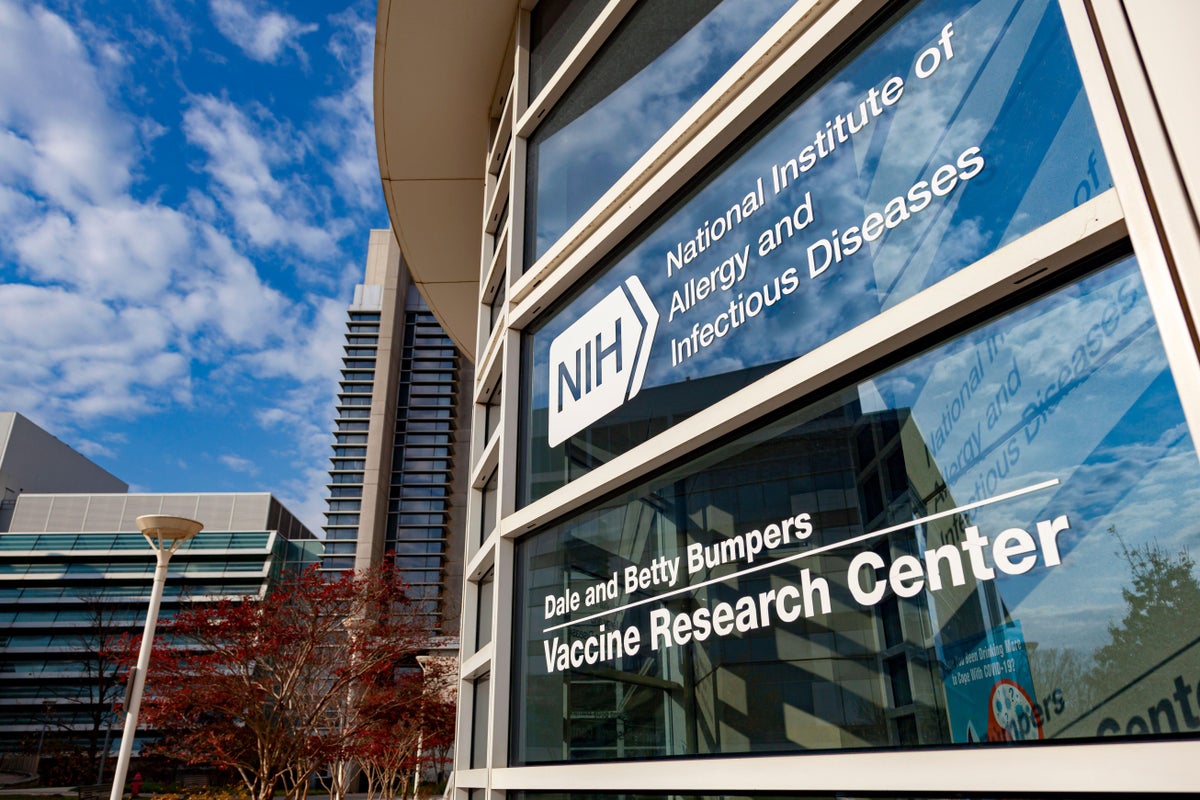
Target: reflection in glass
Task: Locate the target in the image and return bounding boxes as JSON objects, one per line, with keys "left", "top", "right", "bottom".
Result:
{"left": 522, "top": 0, "right": 1114, "bottom": 504}
{"left": 472, "top": 674, "right": 491, "bottom": 769}
{"left": 476, "top": 568, "right": 495, "bottom": 651}
{"left": 528, "top": 0, "right": 611, "bottom": 100}
{"left": 514, "top": 255, "right": 1200, "bottom": 763}
{"left": 525, "top": 0, "right": 792, "bottom": 268}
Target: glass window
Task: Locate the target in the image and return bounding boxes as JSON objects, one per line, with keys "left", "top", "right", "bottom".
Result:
{"left": 408, "top": 406, "right": 448, "bottom": 418}
{"left": 392, "top": 540, "right": 444, "bottom": 555}
{"left": 521, "top": 0, "right": 1112, "bottom": 505}
{"left": 484, "top": 387, "right": 503, "bottom": 442}
{"left": 397, "top": 514, "right": 444, "bottom": 526}
{"left": 395, "top": 499, "right": 447, "bottom": 513}
{"left": 480, "top": 474, "right": 498, "bottom": 547}
{"left": 399, "top": 472, "right": 448, "bottom": 485}
{"left": 401, "top": 447, "right": 450, "bottom": 460}
{"left": 401, "top": 458, "right": 451, "bottom": 472}
{"left": 528, "top": 0, "right": 610, "bottom": 100}
{"left": 476, "top": 568, "right": 495, "bottom": 650}
{"left": 472, "top": 674, "right": 491, "bottom": 769}
{"left": 489, "top": 277, "right": 507, "bottom": 337}
{"left": 395, "top": 555, "right": 442, "bottom": 570}
{"left": 525, "top": 0, "right": 794, "bottom": 268}
{"left": 405, "top": 433, "right": 452, "bottom": 445}
{"left": 398, "top": 485, "right": 448, "bottom": 499}
{"left": 514, "top": 254, "right": 1200, "bottom": 762}
{"left": 407, "top": 420, "right": 453, "bottom": 433}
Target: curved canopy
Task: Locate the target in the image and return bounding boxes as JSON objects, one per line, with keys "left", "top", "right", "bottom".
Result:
{"left": 374, "top": 0, "right": 517, "bottom": 357}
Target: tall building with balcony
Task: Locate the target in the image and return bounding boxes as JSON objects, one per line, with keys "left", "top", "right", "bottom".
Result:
{"left": 322, "top": 230, "right": 471, "bottom": 635}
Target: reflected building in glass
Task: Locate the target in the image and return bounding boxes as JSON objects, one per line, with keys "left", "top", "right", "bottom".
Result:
{"left": 321, "top": 229, "right": 472, "bottom": 635}
{"left": 375, "top": 0, "right": 1200, "bottom": 796}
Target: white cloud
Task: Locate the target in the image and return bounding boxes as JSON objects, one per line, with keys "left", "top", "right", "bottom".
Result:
{"left": 13, "top": 201, "right": 192, "bottom": 301}
{"left": 0, "top": 4, "right": 332, "bottom": 424}
{"left": 241, "top": 294, "right": 346, "bottom": 536}
{"left": 0, "top": 283, "right": 190, "bottom": 422}
{"left": 183, "top": 94, "right": 339, "bottom": 258}
{"left": 0, "top": 1, "right": 376, "bottom": 538}
{"left": 220, "top": 453, "right": 260, "bottom": 475}
{"left": 164, "top": 224, "right": 291, "bottom": 348}
{"left": 242, "top": 295, "right": 346, "bottom": 383}
{"left": 316, "top": 10, "right": 380, "bottom": 211}
{"left": 74, "top": 438, "right": 117, "bottom": 460}
{"left": 0, "top": 1, "right": 135, "bottom": 205}
{"left": 210, "top": 0, "right": 317, "bottom": 64}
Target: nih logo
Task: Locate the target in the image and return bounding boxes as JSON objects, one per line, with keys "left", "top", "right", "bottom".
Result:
{"left": 548, "top": 277, "right": 659, "bottom": 447}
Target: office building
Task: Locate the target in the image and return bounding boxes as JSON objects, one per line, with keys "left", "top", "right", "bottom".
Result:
{"left": 0, "top": 413, "right": 126, "bottom": 531}
{"left": 375, "top": 0, "right": 1200, "bottom": 795}
{"left": 0, "top": 492, "right": 320, "bottom": 756}
{"left": 322, "top": 230, "right": 471, "bottom": 635}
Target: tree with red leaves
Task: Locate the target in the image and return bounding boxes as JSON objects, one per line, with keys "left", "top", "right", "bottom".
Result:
{"left": 354, "top": 656, "right": 455, "bottom": 800}
{"left": 135, "top": 565, "right": 447, "bottom": 800}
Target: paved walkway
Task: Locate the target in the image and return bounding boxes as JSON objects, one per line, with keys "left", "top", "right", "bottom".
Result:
{"left": 0, "top": 792, "right": 419, "bottom": 800}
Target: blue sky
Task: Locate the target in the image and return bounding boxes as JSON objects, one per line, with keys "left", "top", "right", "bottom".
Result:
{"left": 0, "top": 0, "right": 384, "bottom": 534}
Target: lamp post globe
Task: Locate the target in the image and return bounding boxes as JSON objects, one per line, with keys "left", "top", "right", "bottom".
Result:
{"left": 108, "top": 515, "right": 203, "bottom": 800}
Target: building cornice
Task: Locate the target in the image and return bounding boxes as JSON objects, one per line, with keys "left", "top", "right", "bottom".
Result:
{"left": 374, "top": 0, "right": 518, "bottom": 356}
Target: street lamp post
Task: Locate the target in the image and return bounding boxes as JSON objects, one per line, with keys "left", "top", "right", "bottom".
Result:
{"left": 108, "top": 515, "right": 203, "bottom": 800}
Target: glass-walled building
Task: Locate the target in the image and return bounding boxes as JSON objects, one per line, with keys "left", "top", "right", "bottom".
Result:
{"left": 375, "top": 0, "right": 1200, "bottom": 795}
{"left": 0, "top": 492, "right": 319, "bottom": 752}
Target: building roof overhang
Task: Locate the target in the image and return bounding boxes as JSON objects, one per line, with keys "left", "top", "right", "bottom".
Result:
{"left": 374, "top": 0, "right": 518, "bottom": 358}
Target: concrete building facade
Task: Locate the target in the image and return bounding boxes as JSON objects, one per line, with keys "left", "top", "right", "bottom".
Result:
{"left": 375, "top": 0, "right": 1200, "bottom": 796}
{"left": 322, "top": 230, "right": 472, "bottom": 635}
{"left": 0, "top": 413, "right": 126, "bottom": 531}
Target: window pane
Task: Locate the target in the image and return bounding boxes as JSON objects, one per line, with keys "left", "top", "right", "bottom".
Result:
{"left": 522, "top": 0, "right": 1112, "bottom": 504}
{"left": 514, "top": 255, "right": 1200, "bottom": 762}
{"left": 526, "top": 0, "right": 793, "bottom": 267}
